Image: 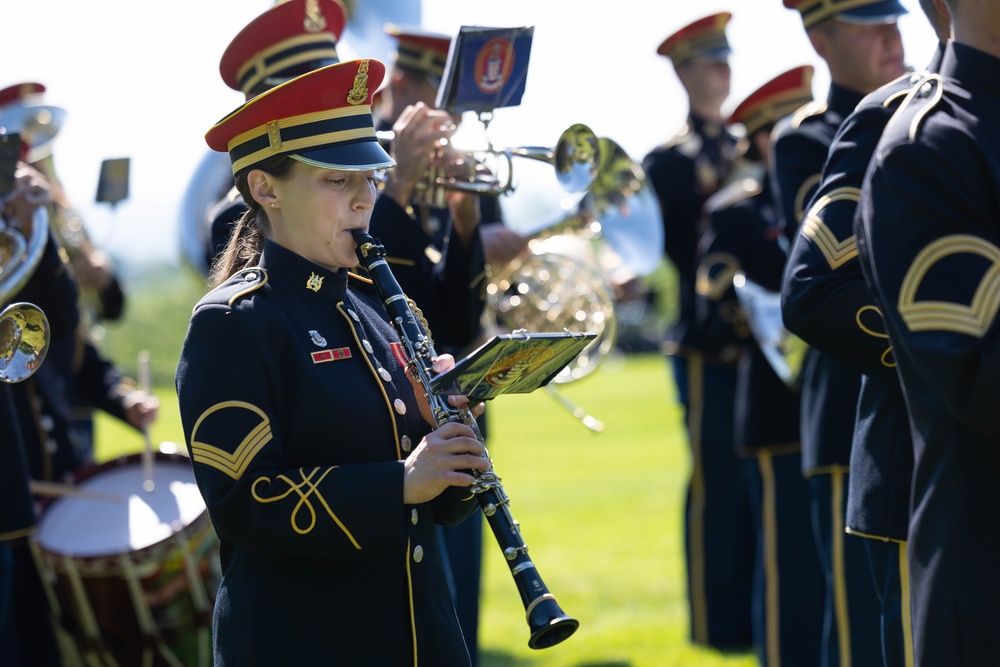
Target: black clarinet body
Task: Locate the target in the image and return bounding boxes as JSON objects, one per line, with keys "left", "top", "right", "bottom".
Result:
{"left": 353, "top": 229, "right": 578, "bottom": 649}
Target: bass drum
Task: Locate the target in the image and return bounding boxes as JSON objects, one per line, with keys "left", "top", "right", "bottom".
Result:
{"left": 33, "top": 451, "right": 220, "bottom": 667}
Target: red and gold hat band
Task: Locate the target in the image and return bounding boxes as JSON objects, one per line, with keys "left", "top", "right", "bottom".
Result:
{"left": 236, "top": 34, "right": 339, "bottom": 96}
{"left": 227, "top": 104, "right": 375, "bottom": 173}
{"left": 794, "top": 0, "right": 894, "bottom": 28}
{"left": 394, "top": 45, "right": 448, "bottom": 78}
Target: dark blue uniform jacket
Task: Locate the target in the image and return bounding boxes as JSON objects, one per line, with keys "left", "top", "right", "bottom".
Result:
{"left": 176, "top": 240, "right": 476, "bottom": 666}
{"left": 858, "top": 41, "right": 1000, "bottom": 665}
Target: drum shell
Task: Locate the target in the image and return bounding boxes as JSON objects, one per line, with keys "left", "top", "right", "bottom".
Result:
{"left": 34, "top": 452, "right": 220, "bottom": 666}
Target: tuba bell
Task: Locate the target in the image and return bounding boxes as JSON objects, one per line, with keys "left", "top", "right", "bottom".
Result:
{"left": 0, "top": 203, "right": 52, "bottom": 383}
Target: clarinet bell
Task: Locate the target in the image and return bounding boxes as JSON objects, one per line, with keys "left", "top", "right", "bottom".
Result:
{"left": 526, "top": 595, "right": 579, "bottom": 649}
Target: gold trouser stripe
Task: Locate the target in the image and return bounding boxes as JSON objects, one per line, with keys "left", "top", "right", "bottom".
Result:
{"left": 686, "top": 353, "right": 708, "bottom": 644}
{"left": 832, "top": 470, "right": 851, "bottom": 667}
{"left": 406, "top": 538, "right": 418, "bottom": 667}
{"left": 759, "top": 452, "right": 781, "bottom": 667}
{"left": 900, "top": 542, "right": 913, "bottom": 667}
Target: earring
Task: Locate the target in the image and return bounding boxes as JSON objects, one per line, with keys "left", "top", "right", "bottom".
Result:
{"left": 269, "top": 203, "right": 276, "bottom": 208}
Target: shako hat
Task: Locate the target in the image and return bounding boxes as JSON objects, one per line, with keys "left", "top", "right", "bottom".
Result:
{"left": 220, "top": 0, "right": 347, "bottom": 99}
{"left": 206, "top": 59, "right": 395, "bottom": 175}
{"left": 383, "top": 23, "right": 452, "bottom": 81}
{"left": 728, "top": 65, "right": 814, "bottom": 136}
{"left": 783, "top": 0, "right": 908, "bottom": 29}
{"left": 657, "top": 13, "right": 732, "bottom": 66}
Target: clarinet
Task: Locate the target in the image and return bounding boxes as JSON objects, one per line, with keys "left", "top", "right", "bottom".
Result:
{"left": 353, "top": 229, "right": 579, "bottom": 650}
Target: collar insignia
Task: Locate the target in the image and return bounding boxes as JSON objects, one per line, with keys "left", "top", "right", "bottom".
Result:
{"left": 309, "top": 330, "right": 327, "bottom": 347}
{"left": 306, "top": 272, "right": 324, "bottom": 292}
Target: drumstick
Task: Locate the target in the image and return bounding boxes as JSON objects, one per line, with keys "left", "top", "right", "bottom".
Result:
{"left": 29, "top": 480, "right": 126, "bottom": 503}
{"left": 138, "top": 350, "right": 155, "bottom": 492}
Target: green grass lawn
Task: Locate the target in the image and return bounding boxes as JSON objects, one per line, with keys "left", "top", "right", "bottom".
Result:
{"left": 94, "top": 352, "right": 758, "bottom": 667}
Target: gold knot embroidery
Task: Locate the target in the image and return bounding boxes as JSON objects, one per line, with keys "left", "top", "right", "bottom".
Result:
{"left": 252, "top": 468, "right": 360, "bottom": 548}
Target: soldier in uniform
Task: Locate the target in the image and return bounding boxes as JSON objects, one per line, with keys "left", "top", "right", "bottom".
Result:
{"left": 0, "top": 160, "right": 81, "bottom": 667}
{"left": 208, "top": 0, "right": 349, "bottom": 270}
{"left": 178, "top": 58, "right": 489, "bottom": 666}
{"left": 780, "top": 2, "right": 952, "bottom": 664}
{"left": 856, "top": 1, "right": 1000, "bottom": 662}
{"left": 0, "top": 82, "right": 154, "bottom": 464}
{"left": 643, "top": 12, "right": 755, "bottom": 651}
{"left": 775, "top": 1, "right": 909, "bottom": 665}
{"left": 697, "top": 65, "right": 826, "bottom": 666}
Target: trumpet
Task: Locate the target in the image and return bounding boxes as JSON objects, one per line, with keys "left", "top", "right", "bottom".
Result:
{"left": 377, "top": 122, "right": 601, "bottom": 208}
{"left": 353, "top": 228, "right": 579, "bottom": 650}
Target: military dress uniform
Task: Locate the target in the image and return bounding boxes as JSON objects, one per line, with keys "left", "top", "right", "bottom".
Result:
{"left": 182, "top": 57, "right": 476, "bottom": 666}
{"left": 176, "top": 241, "right": 476, "bottom": 666}
{"left": 783, "top": 44, "right": 946, "bottom": 667}
{"left": 1, "top": 231, "right": 82, "bottom": 667}
{"left": 771, "top": 74, "right": 891, "bottom": 667}
{"left": 857, "top": 40, "right": 1000, "bottom": 667}
{"left": 642, "top": 12, "right": 754, "bottom": 651}
{"left": 699, "top": 173, "right": 826, "bottom": 667}
{"left": 698, "top": 65, "right": 825, "bottom": 666}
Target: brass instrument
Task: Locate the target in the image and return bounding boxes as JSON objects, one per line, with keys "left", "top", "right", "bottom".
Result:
{"left": 1, "top": 205, "right": 51, "bottom": 382}
{"left": 377, "top": 123, "right": 601, "bottom": 208}
{"left": 353, "top": 229, "right": 579, "bottom": 650}
{"left": 0, "top": 100, "right": 66, "bottom": 164}
{"left": 483, "top": 138, "right": 664, "bottom": 428}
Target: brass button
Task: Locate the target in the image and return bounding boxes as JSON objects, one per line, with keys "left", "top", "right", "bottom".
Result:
{"left": 378, "top": 367, "right": 392, "bottom": 381}
{"left": 412, "top": 545, "right": 423, "bottom": 563}
{"left": 411, "top": 509, "right": 418, "bottom": 525}
{"left": 401, "top": 435, "right": 412, "bottom": 452}
{"left": 394, "top": 399, "right": 406, "bottom": 415}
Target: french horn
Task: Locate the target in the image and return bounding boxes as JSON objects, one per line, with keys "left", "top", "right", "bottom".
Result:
{"left": 486, "top": 137, "right": 663, "bottom": 386}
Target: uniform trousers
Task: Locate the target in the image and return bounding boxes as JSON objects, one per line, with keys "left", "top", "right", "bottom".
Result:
{"left": 671, "top": 354, "right": 755, "bottom": 650}
{"left": 864, "top": 539, "right": 912, "bottom": 667}
{"left": 0, "top": 542, "right": 63, "bottom": 667}
{"left": 436, "top": 515, "right": 484, "bottom": 666}
{"left": 744, "top": 451, "right": 825, "bottom": 666}
{"left": 809, "top": 473, "right": 883, "bottom": 667}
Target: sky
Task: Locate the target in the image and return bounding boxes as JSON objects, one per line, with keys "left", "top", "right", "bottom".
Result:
{"left": 2, "top": 0, "right": 937, "bottom": 275}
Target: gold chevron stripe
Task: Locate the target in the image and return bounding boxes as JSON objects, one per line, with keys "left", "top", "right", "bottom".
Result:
{"left": 793, "top": 172, "right": 823, "bottom": 224}
{"left": 800, "top": 187, "right": 860, "bottom": 270}
{"left": 191, "top": 401, "right": 273, "bottom": 480}
{"left": 899, "top": 234, "right": 1000, "bottom": 338}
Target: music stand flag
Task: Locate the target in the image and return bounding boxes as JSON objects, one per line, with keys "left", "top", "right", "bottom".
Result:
{"left": 435, "top": 25, "right": 534, "bottom": 115}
